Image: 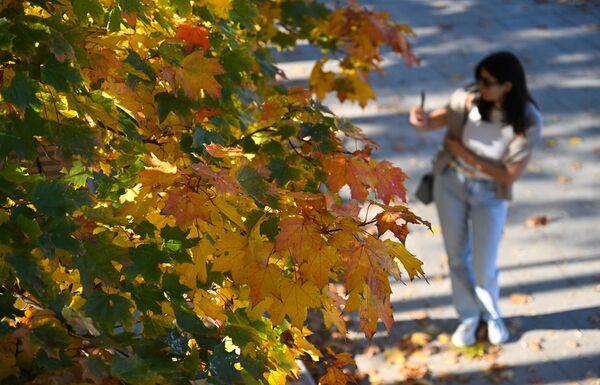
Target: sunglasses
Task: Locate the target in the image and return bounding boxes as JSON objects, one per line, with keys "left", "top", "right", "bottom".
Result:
{"left": 477, "top": 77, "right": 500, "bottom": 87}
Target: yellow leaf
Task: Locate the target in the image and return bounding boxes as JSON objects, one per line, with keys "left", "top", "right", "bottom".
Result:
{"left": 247, "top": 262, "right": 282, "bottom": 304}
{"left": 0, "top": 336, "right": 19, "bottom": 380}
{"left": 175, "top": 263, "right": 198, "bottom": 289}
{"left": 175, "top": 51, "right": 225, "bottom": 99}
{"left": 309, "top": 57, "right": 335, "bottom": 100}
{"left": 386, "top": 240, "right": 425, "bottom": 281}
{"left": 270, "top": 280, "right": 320, "bottom": 327}
{"left": 300, "top": 245, "right": 338, "bottom": 288}
{"left": 351, "top": 73, "right": 376, "bottom": 108}
{"left": 568, "top": 136, "right": 583, "bottom": 145}
{"left": 0, "top": 210, "right": 10, "bottom": 225}
{"left": 213, "top": 231, "right": 249, "bottom": 282}
{"left": 200, "top": 0, "right": 232, "bottom": 18}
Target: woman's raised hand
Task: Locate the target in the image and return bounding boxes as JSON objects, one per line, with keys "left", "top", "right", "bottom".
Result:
{"left": 409, "top": 106, "right": 429, "bottom": 131}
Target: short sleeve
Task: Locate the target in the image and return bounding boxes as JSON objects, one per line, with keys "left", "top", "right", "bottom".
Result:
{"left": 504, "top": 104, "right": 543, "bottom": 164}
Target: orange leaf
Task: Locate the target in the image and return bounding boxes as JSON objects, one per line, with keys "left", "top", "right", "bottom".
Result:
{"left": 175, "top": 23, "right": 210, "bottom": 53}
{"left": 374, "top": 211, "right": 408, "bottom": 243}
{"left": 162, "top": 189, "right": 209, "bottom": 227}
{"left": 275, "top": 216, "right": 323, "bottom": 262}
{"left": 138, "top": 154, "right": 179, "bottom": 188}
{"left": 247, "top": 262, "right": 282, "bottom": 304}
{"left": 324, "top": 155, "right": 373, "bottom": 202}
{"left": 212, "top": 231, "right": 249, "bottom": 282}
{"left": 204, "top": 143, "right": 244, "bottom": 158}
{"left": 175, "top": 52, "right": 224, "bottom": 99}
{"left": 194, "top": 109, "right": 221, "bottom": 122}
{"left": 372, "top": 160, "right": 407, "bottom": 204}
{"left": 319, "top": 366, "right": 354, "bottom": 385}
{"left": 191, "top": 162, "right": 240, "bottom": 195}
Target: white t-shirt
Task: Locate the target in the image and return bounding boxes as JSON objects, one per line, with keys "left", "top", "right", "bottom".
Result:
{"left": 457, "top": 107, "right": 515, "bottom": 179}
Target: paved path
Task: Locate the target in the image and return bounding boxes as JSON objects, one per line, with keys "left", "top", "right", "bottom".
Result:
{"left": 279, "top": 1, "right": 600, "bottom": 384}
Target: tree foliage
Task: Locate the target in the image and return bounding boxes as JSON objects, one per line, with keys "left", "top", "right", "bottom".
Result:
{"left": 0, "top": 0, "right": 428, "bottom": 384}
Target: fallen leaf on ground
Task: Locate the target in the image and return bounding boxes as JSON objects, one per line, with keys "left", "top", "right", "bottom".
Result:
{"left": 525, "top": 336, "right": 543, "bottom": 352}
{"left": 568, "top": 136, "right": 583, "bottom": 145}
{"left": 545, "top": 138, "right": 558, "bottom": 148}
{"left": 531, "top": 376, "right": 545, "bottom": 384}
{"left": 399, "top": 362, "right": 428, "bottom": 381}
{"left": 485, "top": 363, "right": 514, "bottom": 384}
{"left": 567, "top": 340, "right": 579, "bottom": 349}
{"left": 410, "top": 332, "right": 432, "bottom": 347}
{"left": 557, "top": 175, "right": 571, "bottom": 184}
{"left": 569, "top": 161, "right": 582, "bottom": 170}
{"left": 510, "top": 293, "right": 534, "bottom": 304}
{"left": 384, "top": 347, "right": 406, "bottom": 365}
{"left": 526, "top": 215, "right": 549, "bottom": 228}
{"left": 408, "top": 310, "right": 429, "bottom": 321}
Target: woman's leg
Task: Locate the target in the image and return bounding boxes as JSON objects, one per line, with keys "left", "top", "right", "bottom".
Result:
{"left": 470, "top": 184, "right": 508, "bottom": 321}
{"left": 434, "top": 168, "right": 480, "bottom": 321}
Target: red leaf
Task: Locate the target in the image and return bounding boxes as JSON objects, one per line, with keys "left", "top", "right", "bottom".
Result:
{"left": 175, "top": 23, "right": 210, "bottom": 53}
{"left": 373, "top": 160, "right": 407, "bottom": 204}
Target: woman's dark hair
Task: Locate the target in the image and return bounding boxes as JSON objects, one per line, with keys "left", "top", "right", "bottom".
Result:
{"left": 474, "top": 51, "right": 537, "bottom": 135}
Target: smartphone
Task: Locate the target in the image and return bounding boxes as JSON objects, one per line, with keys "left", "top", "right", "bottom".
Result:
{"left": 420, "top": 91, "right": 426, "bottom": 109}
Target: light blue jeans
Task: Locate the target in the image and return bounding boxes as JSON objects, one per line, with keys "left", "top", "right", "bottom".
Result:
{"left": 434, "top": 166, "right": 508, "bottom": 322}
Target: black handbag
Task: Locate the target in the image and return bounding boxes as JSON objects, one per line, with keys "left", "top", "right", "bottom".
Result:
{"left": 415, "top": 172, "right": 434, "bottom": 204}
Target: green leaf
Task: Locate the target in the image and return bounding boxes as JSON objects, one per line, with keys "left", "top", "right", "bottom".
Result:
{"left": 41, "top": 55, "right": 83, "bottom": 92}
{"left": 1, "top": 72, "right": 41, "bottom": 112}
{"left": 64, "top": 161, "right": 93, "bottom": 188}
{"left": 30, "top": 180, "right": 82, "bottom": 217}
{"left": 208, "top": 343, "right": 242, "bottom": 385}
{"left": 107, "top": 6, "right": 122, "bottom": 31}
{"left": 128, "top": 283, "right": 163, "bottom": 313}
{"left": 124, "top": 244, "right": 168, "bottom": 282}
{"left": 171, "top": 0, "right": 192, "bottom": 16}
{"left": 173, "top": 303, "right": 216, "bottom": 345}
{"left": 82, "top": 292, "right": 132, "bottom": 332}
{"left": 73, "top": 0, "right": 105, "bottom": 23}
{"left": 111, "top": 354, "right": 160, "bottom": 385}
{"left": 155, "top": 92, "right": 197, "bottom": 123}
{"left": 0, "top": 18, "right": 14, "bottom": 50}
{"left": 158, "top": 41, "right": 185, "bottom": 65}
{"left": 300, "top": 122, "right": 336, "bottom": 153}
{"left": 124, "top": 50, "right": 156, "bottom": 86}
{"left": 74, "top": 238, "right": 123, "bottom": 290}
{"left": 260, "top": 216, "right": 279, "bottom": 241}
{"left": 236, "top": 166, "right": 268, "bottom": 200}
{"left": 230, "top": 0, "right": 258, "bottom": 30}
{"left": 16, "top": 213, "right": 42, "bottom": 241}
{"left": 6, "top": 252, "right": 51, "bottom": 300}
{"left": 192, "top": 125, "right": 226, "bottom": 149}
{"left": 268, "top": 157, "right": 301, "bottom": 186}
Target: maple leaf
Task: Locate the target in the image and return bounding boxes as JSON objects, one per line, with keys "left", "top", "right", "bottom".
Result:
{"left": 138, "top": 153, "right": 179, "bottom": 188}
{"left": 204, "top": 143, "right": 244, "bottom": 158}
{"left": 372, "top": 160, "right": 407, "bottom": 204}
{"left": 271, "top": 279, "right": 320, "bottom": 327}
{"left": 275, "top": 216, "right": 323, "bottom": 262}
{"left": 319, "top": 366, "right": 354, "bottom": 385}
{"left": 162, "top": 188, "right": 210, "bottom": 227}
{"left": 299, "top": 245, "right": 338, "bottom": 288}
{"left": 374, "top": 211, "right": 408, "bottom": 243}
{"left": 324, "top": 155, "right": 374, "bottom": 202}
{"left": 309, "top": 57, "right": 335, "bottom": 101}
{"left": 191, "top": 162, "right": 240, "bottom": 195}
{"left": 247, "top": 261, "right": 282, "bottom": 304}
{"left": 175, "top": 51, "right": 224, "bottom": 99}
{"left": 212, "top": 231, "right": 249, "bottom": 282}
{"left": 385, "top": 240, "right": 425, "bottom": 281}
{"left": 175, "top": 23, "right": 210, "bottom": 53}
{"left": 199, "top": 0, "right": 232, "bottom": 18}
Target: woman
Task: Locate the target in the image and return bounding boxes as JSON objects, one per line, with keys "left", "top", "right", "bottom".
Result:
{"left": 408, "top": 52, "right": 542, "bottom": 347}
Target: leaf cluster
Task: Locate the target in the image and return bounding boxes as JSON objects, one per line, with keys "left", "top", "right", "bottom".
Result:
{"left": 0, "top": 0, "right": 425, "bottom": 384}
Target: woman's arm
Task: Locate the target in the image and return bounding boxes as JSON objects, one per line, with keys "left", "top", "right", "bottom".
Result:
{"left": 444, "top": 136, "right": 530, "bottom": 185}
{"left": 409, "top": 106, "right": 448, "bottom": 132}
